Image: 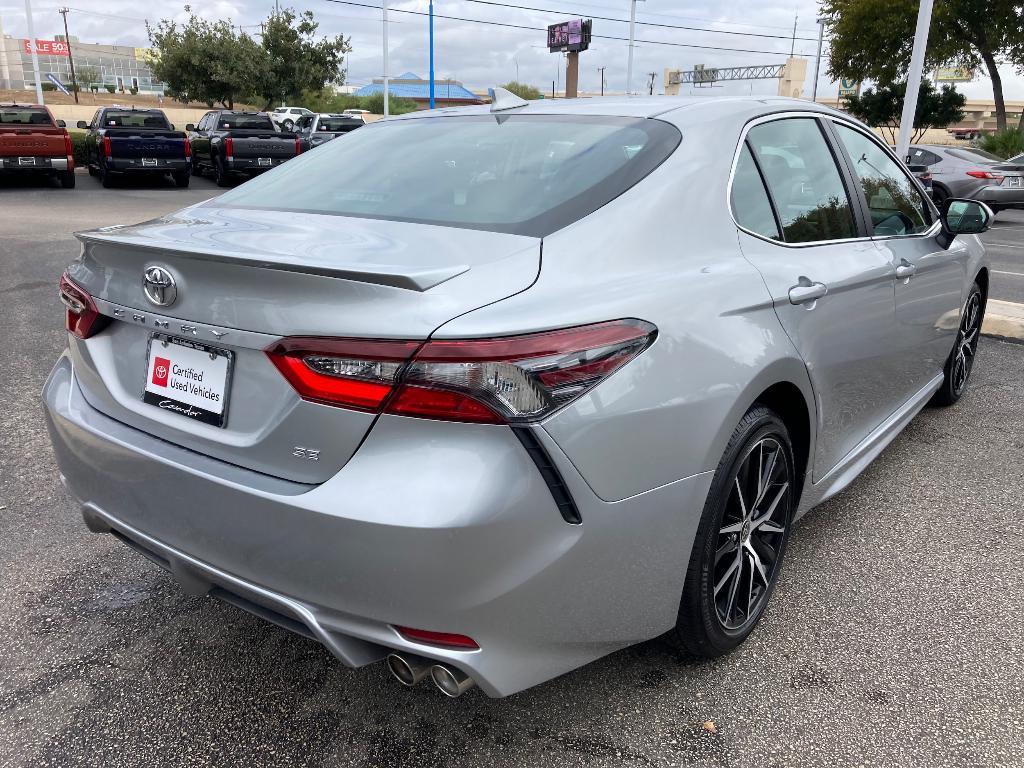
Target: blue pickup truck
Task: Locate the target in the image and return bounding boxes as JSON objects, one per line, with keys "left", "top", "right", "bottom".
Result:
{"left": 78, "top": 107, "right": 191, "bottom": 188}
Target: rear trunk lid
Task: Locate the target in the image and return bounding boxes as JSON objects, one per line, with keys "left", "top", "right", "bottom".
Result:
{"left": 106, "top": 129, "right": 188, "bottom": 160}
{"left": 228, "top": 131, "right": 298, "bottom": 159}
{"left": 66, "top": 204, "right": 540, "bottom": 483}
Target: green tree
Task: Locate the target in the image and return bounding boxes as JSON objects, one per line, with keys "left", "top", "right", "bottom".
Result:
{"left": 361, "top": 92, "right": 418, "bottom": 115}
{"left": 250, "top": 9, "right": 350, "bottom": 109}
{"left": 820, "top": 0, "right": 1024, "bottom": 131}
{"left": 500, "top": 81, "right": 543, "bottom": 100}
{"left": 843, "top": 79, "right": 966, "bottom": 144}
{"left": 73, "top": 64, "right": 100, "bottom": 89}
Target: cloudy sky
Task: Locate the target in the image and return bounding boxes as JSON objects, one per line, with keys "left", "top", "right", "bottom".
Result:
{"left": 1, "top": 0, "right": 1021, "bottom": 101}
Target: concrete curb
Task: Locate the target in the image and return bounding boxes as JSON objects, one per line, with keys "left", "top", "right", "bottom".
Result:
{"left": 983, "top": 300, "right": 1024, "bottom": 342}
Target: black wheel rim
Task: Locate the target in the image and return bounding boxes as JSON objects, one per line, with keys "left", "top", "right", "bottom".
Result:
{"left": 713, "top": 437, "right": 791, "bottom": 632}
{"left": 952, "top": 292, "right": 981, "bottom": 395}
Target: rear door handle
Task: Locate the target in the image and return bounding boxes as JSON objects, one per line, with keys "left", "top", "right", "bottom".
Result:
{"left": 896, "top": 260, "right": 917, "bottom": 280}
{"left": 788, "top": 279, "right": 828, "bottom": 306}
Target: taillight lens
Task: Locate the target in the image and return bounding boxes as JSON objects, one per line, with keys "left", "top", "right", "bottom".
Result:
{"left": 266, "top": 320, "right": 657, "bottom": 424}
{"left": 59, "top": 272, "right": 107, "bottom": 339}
{"left": 183, "top": 136, "right": 192, "bottom": 158}
{"left": 295, "top": 138, "right": 302, "bottom": 155}
{"left": 224, "top": 137, "right": 233, "bottom": 158}
{"left": 102, "top": 135, "right": 112, "bottom": 159}
{"left": 966, "top": 169, "right": 1003, "bottom": 182}
{"left": 63, "top": 131, "right": 72, "bottom": 158}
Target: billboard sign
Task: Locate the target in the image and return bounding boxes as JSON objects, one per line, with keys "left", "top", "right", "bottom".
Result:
{"left": 935, "top": 66, "right": 974, "bottom": 83}
{"left": 547, "top": 19, "right": 592, "bottom": 53}
{"left": 838, "top": 77, "right": 860, "bottom": 97}
{"left": 23, "top": 39, "right": 70, "bottom": 56}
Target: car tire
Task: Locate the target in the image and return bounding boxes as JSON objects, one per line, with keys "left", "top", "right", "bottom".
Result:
{"left": 214, "top": 158, "right": 230, "bottom": 187}
{"left": 87, "top": 164, "right": 97, "bottom": 177}
{"left": 930, "top": 282, "right": 984, "bottom": 407}
{"left": 59, "top": 170, "right": 76, "bottom": 189}
{"left": 667, "top": 405, "right": 795, "bottom": 657}
{"left": 172, "top": 170, "right": 191, "bottom": 188}
{"left": 282, "top": 119, "right": 294, "bottom": 131}
{"left": 931, "top": 184, "right": 950, "bottom": 210}
{"left": 99, "top": 165, "right": 115, "bottom": 188}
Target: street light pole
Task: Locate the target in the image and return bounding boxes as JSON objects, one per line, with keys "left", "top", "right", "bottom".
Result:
{"left": 58, "top": 7, "right": 78, "bottom": 104}
{"left": 598, "top": 66, "right": 605, "bottom": 96}
{"left": 380, "top": 0, "right": 387, "bottom": 115}
{"left": 428, "top": 0, "right": 434, "bottom": 109}
{"left": 625, "top": 0, "right": 637, "bottom": 95}
{"left": 895, "top": 0, "right": 934, "bottom": 161}
{"left": 24, "top": 0, "right": 44, "bottom": 104}
{"left": 811, "top": 18, "right": 824, "bottom": 103}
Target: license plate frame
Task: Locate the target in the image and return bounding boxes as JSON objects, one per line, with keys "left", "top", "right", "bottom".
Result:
{"left": 1008, "top": 177, "right": 1022, "bottom": 188}
{"left": 141, "top": 157, "right": 158, "bottom": 167}
{"left": 142, "top": 334, "right": 234, "bottom": 428}
{"left": 258, "top": 157, "right": 273, "bottom": 167}
{"left": 18, "top": 156, "right": 35, "bottom": 166}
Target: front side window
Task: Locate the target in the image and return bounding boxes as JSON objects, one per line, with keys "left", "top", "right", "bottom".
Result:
{"left": 746, "top": 119, "right": 857, "bottom": 244}
{"left": 215, "top": 115, "right": 681, "bottom": 237}
{"left": 834, "top": 123, "right": 930, "bottom": 237}
{"left": 731, "top": 144, "right": 780, "bottom": 240}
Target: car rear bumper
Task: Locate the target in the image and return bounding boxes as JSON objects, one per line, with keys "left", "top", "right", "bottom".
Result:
{"left": 977, "top": 184, "right": 1024, "bottom": 207}
{"left": 227, "top": 157, "right": 292, "bottom": 173}
{"left": 107, "top": 158, "right": 191, "bottom": 172}
{"left": 43, "top": 353, "right": 711, "bottom": 696}
{"left": 2, "top": 156, "right": 69, "bottom": 170}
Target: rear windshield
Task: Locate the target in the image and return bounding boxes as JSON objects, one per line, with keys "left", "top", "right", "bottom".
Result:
{"left": 215, "top": 114, "right": 681, "bottom": 236}
{"left": 317, "top": 118, "right": 361, "bottom": 132}
{"left": 219, "top": 114, "right": 274, "bottom": 130}
{"left": 103, "top": 111, "right": 170, "bottom": 129}
{"left": 0, "top": 107, "right": 52, "bottom": 125}
{"left": 949, "top": 148, "right": 1001, "bottom": 163}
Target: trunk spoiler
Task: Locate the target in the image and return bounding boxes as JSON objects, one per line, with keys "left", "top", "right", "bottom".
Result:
{"left": 75, "top": 229, "right": 469, "bottom": 292}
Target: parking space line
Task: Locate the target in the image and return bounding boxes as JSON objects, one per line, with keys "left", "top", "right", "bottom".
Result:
{"left": 993, "top": 270, "right": 1024, "bottom": 278}
{"left": 985, "top": 242, "right": 1024, "bottom": 248}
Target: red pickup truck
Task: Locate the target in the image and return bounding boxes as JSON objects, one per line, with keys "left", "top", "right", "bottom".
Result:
{"left": 0, "top": 103, "right": 75, "bottom": 188}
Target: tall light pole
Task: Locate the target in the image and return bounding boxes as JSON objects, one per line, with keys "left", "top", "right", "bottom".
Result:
{"left": 24, "top": 0, "right": 44, "bottom": 104}
{"left": 428, "top": 0, "right": 434, "bottom": 109}
{"left": 58, "top": 7, "right": 78, "bottom": 104}
{"left": 598, "top": 65, "right": 605, "bottom": 96}
{"left": 895, "top": 0, "right": 934, "bottom": 161}
{"left": 811, "top": 18, "right": 824, "bottom": 103}
{"left": 380, "top": 0, "right": 387, "bottom": 115}
{"left": 625, "top": 0, "right": 637, "bottom": 95}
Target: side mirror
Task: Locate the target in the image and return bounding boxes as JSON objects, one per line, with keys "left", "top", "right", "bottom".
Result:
{"left": 56, "top": 119, "right": 66, "bottom": 128}
{"left": 76, "top": 120, "right": 88, "bottom": 129}
{"left": 937, "top": 198, "right": 993, "bottom": 249}
{"left": 185, "top": 123, "right": 195, "bottom": 131}
{"left": 169, "top": 123, "right": 175, "bottom": 130}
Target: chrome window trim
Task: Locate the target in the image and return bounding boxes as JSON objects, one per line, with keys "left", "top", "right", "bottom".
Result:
{"left": 727, "top": 110, "right": 940, "bottom": 249}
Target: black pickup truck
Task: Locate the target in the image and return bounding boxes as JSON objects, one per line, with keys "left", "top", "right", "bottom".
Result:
{"left": 187, "top": 110, "right": 301, "bottom": 187}
{"left": 78, "top": 107, "right": 191, "bottom": 188}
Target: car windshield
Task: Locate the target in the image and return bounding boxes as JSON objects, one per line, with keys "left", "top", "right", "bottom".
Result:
{"left": 219, "top": 114, "right": 274, "bottom": 130}
{"left": 215, "top": 114, "right": 681, "bottom": 237}
{"left": 103, "top": 111, "right": 170, "bottom": 128}
{"left": 318, "top": 118, "right": 361, "bottom": 132}
{"left": 0, "top": 107, "right": 51, "bottom": 125}
{"left": 949, "top": 148, "right": 1001, "bottom": 163}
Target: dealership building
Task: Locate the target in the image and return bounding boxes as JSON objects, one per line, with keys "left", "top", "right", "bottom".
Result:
{"left": 0, "top": 19, "right": 164, "bottom": 94}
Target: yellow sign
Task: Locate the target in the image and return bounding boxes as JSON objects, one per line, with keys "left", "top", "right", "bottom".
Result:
{"left": 936, "top": 66, "right": 973, "bottom": 83}
{"left": 134, "top": 47, "right": 158, "bottom": 64}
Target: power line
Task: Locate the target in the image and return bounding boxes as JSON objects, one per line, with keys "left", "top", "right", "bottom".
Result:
{"left": 461, "top": 0, "right": 820, "bottom": 42}
{"left": 320, "top": 0, "right": 813, "bottom": 57}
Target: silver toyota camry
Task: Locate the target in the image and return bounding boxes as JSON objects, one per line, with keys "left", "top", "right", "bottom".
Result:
{"left": 44, "top": 93, "right": 991, "bottom": 698}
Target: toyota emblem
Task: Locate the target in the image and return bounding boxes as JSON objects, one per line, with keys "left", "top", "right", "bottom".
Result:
{"left": 142, "top": 266, "right": 177, "bottom": 307}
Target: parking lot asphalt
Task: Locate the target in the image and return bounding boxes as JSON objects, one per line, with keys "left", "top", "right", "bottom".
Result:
{"left": 981, "top": 209, "right": 1024, "bottom": 304}
{"left": 2, "top": 175, "right": 1023, "bottom": 768}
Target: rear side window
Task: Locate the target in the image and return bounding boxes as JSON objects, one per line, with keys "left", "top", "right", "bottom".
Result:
{"left": 103, "top": 111, "right": 170, "bottom": 129}
{"left": 949, "top": 148, "right": 1000, "bottom": 163}
{"left": 908, "top": 148, "right": 941, "bottom": 166}
{"left": 746, "top": 118, "right": 857, "bottom": 244}
{"left": 216, "top": 114, "right": 682, "bottom": 237}
{"left": 318, "top": 118, "right": 362, "bottom": 132}
{"left": 731, "top": 144, "right": 780, "bottom": 240}
{"left": 834, "top": 123, "right": 930, "bottom": 236}
{"left": 0, "top": 107, "right": 51, "bottom": 125}
{"left": 219, "top": 114, "right": 275, "bottom": 130}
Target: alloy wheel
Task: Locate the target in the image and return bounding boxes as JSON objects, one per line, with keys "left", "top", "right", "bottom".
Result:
{"left": 952, "top": 292, "right": 981, "bottom": 396}
{"left": 713, "top": 437, "right": 791, "bottom": 632}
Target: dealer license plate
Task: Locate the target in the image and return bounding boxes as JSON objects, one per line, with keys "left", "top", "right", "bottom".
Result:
{"left": 258, "top": 157, "right": 272, "bottom": 166}
{"left": 143, "top": 334, "right": 233, "bottom": 427}
{"left": 141, "top": 157, "right": 158, "bottom": 166}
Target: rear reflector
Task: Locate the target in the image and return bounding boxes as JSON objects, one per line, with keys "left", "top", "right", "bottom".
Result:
{"left": 59, "top": 272, "right": 107, "bottom": 339}
{"left": 266, "top": 320, "right": 657, "bottom": 424}
{"left": 396, "top": 626, "right": 479, "bottom": 650}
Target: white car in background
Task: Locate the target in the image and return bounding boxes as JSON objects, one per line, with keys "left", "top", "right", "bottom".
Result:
{"left": 270, "top": 106, "right": 313, "bottom": 131}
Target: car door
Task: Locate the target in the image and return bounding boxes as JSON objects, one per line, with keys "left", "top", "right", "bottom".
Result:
{"left": 87, "top": 109, "right": 101, "bottom": 167}
{"left": 732, "top": 115, "right": 901, "bottom": 482}
{"left": 191, "top": 113, "right": 213, "bottom": 168}
{"left": 832, "top": 121, "right": 966, "bottom": 395}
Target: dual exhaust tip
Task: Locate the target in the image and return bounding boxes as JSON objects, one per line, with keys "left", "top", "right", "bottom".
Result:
{"left": 386, "top": 653, "right": 476, "bottom": 698}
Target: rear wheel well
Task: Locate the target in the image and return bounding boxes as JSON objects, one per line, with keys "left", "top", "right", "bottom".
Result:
{"left": 754, "top": 383, "right": 811, "bottom": 504}
{"left": 975, "top": 267, "right": 989, "bottom": 312}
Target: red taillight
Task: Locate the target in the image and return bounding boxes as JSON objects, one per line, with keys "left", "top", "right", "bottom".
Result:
{"left": 396, "top": 626, "right": 479, "bottom": 650}
{"left": 102, "top": 134, "right": 111, "bottom": 158}
{"left": 63, "top": 131, "right": 72, "bottom": 157}
{"left": 295, "top": 138, "right": 302, "bottom": 155}
{"left": 224, "top": 137, "right": 233, "bottom": 158}
{"left": 59, "top": 272, "right": 107, "bottom": 339}
{"left": 266, "top": 320, "right": 657, "bottom": 424}
{"left": 966, "top": 169, "right": 1003, "bottom": 182}
{"left": 183, "top": 136, "right": 192, "bottom": 158}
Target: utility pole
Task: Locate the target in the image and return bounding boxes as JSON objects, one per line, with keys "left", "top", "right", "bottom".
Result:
{"left": 58, "top": 7, "right": 78, "bottom": 104}
{"left": 597, "top": 66, "right": 605, "bottom": 96}
{"left": 790, "top": 13, "right": 797, "bottom": 56}
{"left": 625, "top": 0, "right": 638, "bottom": 95}
{"left": 428, "top": 0, "right": 434, "bottom": 108}
{"left": 647, "top": 71, "right": 655, "bottom": 95}
{"left": 380, "top": 0, "right": 387, "bottom": 116}
{"left": 811, "top": 18, "right": 824, "bottom": 103}
{"left": 24, "top": 0, "right": 44, "bottom": 104}
{"left": 896, "top": 0, "right": 934, "bottom": 161}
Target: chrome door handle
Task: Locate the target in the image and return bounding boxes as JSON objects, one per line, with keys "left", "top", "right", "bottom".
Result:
{"left": 896, "top": 261, "right": 917, "bottom": 280}
{"left": 788, "top": 280, "right": 828, "bottom": 306}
